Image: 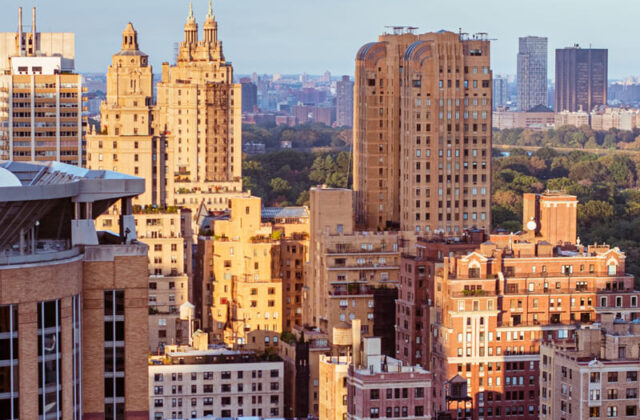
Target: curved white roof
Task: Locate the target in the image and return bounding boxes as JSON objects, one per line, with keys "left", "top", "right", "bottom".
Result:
{"left": 0, "top": 167, "right": 21, "bottom": 187}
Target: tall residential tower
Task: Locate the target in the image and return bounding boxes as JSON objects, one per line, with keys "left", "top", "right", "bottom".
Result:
{"left": 354, "top": 29, "right": 492, "bottom": 234}
{"left": 336, "top": 75, "right": 354, "bottom": 127}
{"left": 85, "top": 23, "right": 159, "bottom": 206}
{"left": 517, "top": 36, "right": 548, "bottom": 111}
{"left": 0, "top": 7, "right": 84, "bottom": 165}
{"left": 155, "top": 1, "right": 242, "bottom": 211}
{"left": 86, "top": 2, "right": 244, "bottom": 213}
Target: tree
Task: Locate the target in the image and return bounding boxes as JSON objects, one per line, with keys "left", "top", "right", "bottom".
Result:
{"left": 270, "top": 177, "right": 291, "bottom": 194}
{"left": 603, "top": 133, "right": 617, "bottom": 149}
{"left": 296, "top": 190, "right": 310, "bottom": 206}
{"left": 578, "top": 200, "right": 614, "bottom": 224}
{"left": 584, "top": 136, "right": 598, "bottom": 149}
{"left": 570, "top": 132, "right": 587, "bottom": 148}
{"left": 309, "top": 156, "right": 328, "bottom": 184}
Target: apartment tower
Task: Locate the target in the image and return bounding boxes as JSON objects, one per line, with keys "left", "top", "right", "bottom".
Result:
{"left": 85, "top": 22, "right": 159, "bottom": 206}
{"left": 155, "top": 1, "right": 243, "bottom": 211}
{"left": 354, "top": 29, "right": 492, "bottom": 234}
{"left": 0, "top": 7, "right": 84, "bottom": 165}
{"left": 336, "top": 75, "right": 354, "bottom": 127}
{"left": 492, "top": 75, "right": 508, "bottom": 109}
{"left": 555, "top": 46, "right": 608, "bottom": 112}
{"left": 87, "top": 2, "right": 244, "bottom": 213}
{"left": 517, "top": 36, "right": 548, "bottom": 111}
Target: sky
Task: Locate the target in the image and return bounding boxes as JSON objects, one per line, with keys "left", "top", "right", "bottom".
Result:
{"left": 1, "top": 0, "right": 639, "bottom": 80}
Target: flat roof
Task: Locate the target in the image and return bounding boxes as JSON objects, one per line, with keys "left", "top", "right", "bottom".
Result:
{"left": 0, "top": 161, "right": 144, "bottom": 250}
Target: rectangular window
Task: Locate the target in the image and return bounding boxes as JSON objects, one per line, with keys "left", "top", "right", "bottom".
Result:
{"left": 0, "top": 305, "right": 19, "bottom": 419}
{"left": 38, "top": 300, "right": 62, "bottom": 418}
{"left": 104, "top": 290, "right": 126, "bottom": 419}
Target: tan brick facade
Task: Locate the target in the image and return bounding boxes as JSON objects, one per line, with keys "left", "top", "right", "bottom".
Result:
{"left": 0, "top": 246, "right": 150, "bottom": 419}
{"left": 354, "top": 31, "right": 492, "bottom": 234}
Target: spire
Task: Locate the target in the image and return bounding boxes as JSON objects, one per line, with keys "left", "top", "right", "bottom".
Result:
{"left": 203, "top": 0, "right": 217, "bottom": 44}
{"left": 183, "top": 1, "right": 198, "bottom": 45}
{"left": 207, "top": 0, "right": 214, "bottom": 19}
{"left": 188, "top": 1, "right": 194, "bottom": 21}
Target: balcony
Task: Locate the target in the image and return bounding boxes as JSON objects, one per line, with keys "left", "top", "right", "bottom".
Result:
{"left": 449, "top": 271, "right": 633, "bottom": 282}
{"left": 326, "top": 245, "right": 397, "bottom": 255}
{"left": 329, "top": 284, "right": 377, "bottom": 296}
{"left": 327, "top": 262, "right": 399, "bottom": 271}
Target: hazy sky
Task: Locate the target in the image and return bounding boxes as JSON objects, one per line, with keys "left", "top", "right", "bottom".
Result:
{"left": 1, "top": 0, "right": 638, "bottom": 79}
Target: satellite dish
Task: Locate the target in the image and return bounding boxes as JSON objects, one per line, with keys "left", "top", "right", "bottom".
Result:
{"left": 526, "top": 220, "right": 537, "bottom": 231}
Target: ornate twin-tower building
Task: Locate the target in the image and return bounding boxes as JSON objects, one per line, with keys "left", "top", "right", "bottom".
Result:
{"left": 86, "top": 1, "right": 243, "bottom": 211}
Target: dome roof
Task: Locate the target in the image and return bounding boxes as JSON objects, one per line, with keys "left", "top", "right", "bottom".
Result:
{"left": 0, "top": 167, "right": 21, "bottom": 187}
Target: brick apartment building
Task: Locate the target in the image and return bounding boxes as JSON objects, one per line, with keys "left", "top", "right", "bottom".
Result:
{"left": 306, "top": 187, "right": 400, "bottom": 351}
{"left": 396, "top": 192, "right": 640, "bottom": 419}
{"left": 354, "top": 29, "right": 492, "bottom": 233}
{"left": 194, "top": 196, "right": 309, "bottom": 349}
{"left": 540, "top": 313, "right": 640, "bottom": 419}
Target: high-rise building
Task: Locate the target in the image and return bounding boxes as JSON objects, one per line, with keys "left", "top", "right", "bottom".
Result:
{"left": 306, "top": 187, "right": 399, "bottom": 343}
{"left": 396, "top": 230, "right": 485, "bottom": 369}
{"left": 240, "top": 77, "right": 258, "bottom": 113}
{"left": 426, "top": 192, "right": 640, "bottom": 419}
{"left": 0, "top": 7, "right": 84, "bottom": 165}
{"left": 194, "top": 196, "right": 309, "bottom": 347}
{"left": 155, "top": 2, "right": 242, "bottom": 210}
{"left": 354, "top": 30, "right": 492, "bottom": 234}
{"left": 540, "top": 314, "right": 640, "bottom": 420}
{"left": 205, "top": 197, "right": 283, "bottom": 347}
{"left": 555, "top": 45, "right": 608, "bottom": 112}
{"left": 493, "top": 75, "right": 509, "bottom": 109}
{"left": 336, "top": 75, "right": 354, "bottom": 127}
{"left": 517, "top": 36, "right": 548, "bottom": 111}
{"left": 0, "top": 161, "right": 149, "bottom": 419}
{"left": 87, "top": 2, "right": 244, "bottom": 214}
{"left": 261, "top": 207, "right": 310, "bottom": 330}
{"left": 85, "top": 22, "right": 159, "bottom": 206}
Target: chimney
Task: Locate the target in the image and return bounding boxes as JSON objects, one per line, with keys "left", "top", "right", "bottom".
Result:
{"left": 351, "top": 319, "right": 361, "bottom": 368}
{"left": 162, "top": 62, "right": 170, "bottom": 83}
{"left": 18, "top": 7, "right": 23, "bottom": 56}
{"left": 31, "top": 7, "right": 36, "bottom": 55}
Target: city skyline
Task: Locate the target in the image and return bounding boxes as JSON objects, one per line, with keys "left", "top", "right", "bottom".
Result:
{"left": 0, "top": 0, "right": 637, "bottom": 79}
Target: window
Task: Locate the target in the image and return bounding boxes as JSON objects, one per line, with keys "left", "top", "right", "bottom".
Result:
{"left": 608, "top": 372, "right": 618, "bottom": 383}
{"left": 104, "top": 290, "right": 125, "bottom": 416}
{"left": 0, "top": 304, "right": 19, "bottom": 419}
{"left": 370, "top": 389, "right": 380, "bottom": 399}
{"left": 370, "top": 408, "right": 380, "bottom": 418}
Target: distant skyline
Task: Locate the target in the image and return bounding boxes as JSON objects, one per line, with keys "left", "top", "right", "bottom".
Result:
{"left": 1, "top": 0, "right": 639, "bottom": 79}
